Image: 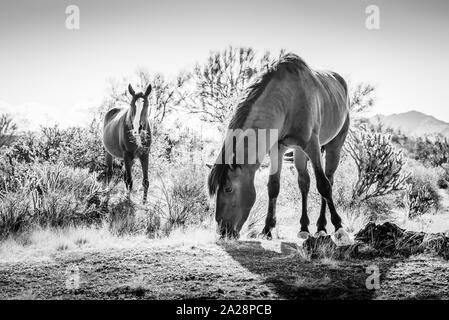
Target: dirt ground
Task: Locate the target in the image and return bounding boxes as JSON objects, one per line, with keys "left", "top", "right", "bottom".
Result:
{"left": 1, "top": 238, "right": 449, "bottom": 300}
{"left": 2, "top": 187, "right": 449, "bottom": 300}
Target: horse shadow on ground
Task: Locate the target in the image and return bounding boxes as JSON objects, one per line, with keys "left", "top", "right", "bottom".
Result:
{"left": 218, "top": 239, "right": 396, "bottom": 300}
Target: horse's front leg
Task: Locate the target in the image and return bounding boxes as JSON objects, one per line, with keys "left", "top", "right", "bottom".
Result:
{"left": 305, "top": 135, "right": 352, "bottom": 245}
{"left": 123, "top": 152, "right": 134, "bottom": 198}
{"left": 139, "top": 153, "right": 149, "bottom": 204}
{"left": 305, "top": 136, "right": 341, "bottom": 231}
{"left": 294, "top": 149, "right": 311, "bottom": 239}
{"left": 260, "top": 146, "right": 285, "bottom": 240}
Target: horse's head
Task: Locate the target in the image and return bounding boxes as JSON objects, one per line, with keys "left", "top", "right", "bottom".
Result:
{"left": 128, "top": 83, "right": 152, "bottom": 147}
{"left": 208, "top": 164, "right": 257, "bottom": 239}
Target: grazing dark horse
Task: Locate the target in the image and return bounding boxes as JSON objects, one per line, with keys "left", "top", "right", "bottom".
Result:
{"left": 103, "top": 84, "right": 152, "bottom": 203}
{"left": 207, "top": 53, "right": 351, "bottom": 244}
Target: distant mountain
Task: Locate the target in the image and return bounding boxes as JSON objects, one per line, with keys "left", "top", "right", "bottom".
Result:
{"left": 369, "top": 111, "right": 449, "bottom": 138}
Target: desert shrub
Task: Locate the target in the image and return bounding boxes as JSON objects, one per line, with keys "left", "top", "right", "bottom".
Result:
{"left": 0, "top": 192, "right": 33, "bottom": 238}
{"left": 33, "top": 192, "right": 84, "bottom": 228}
{"left": 390, "top": 129, "right": 410, "bottom": 147}
{"left": 340, "top": 203, "right": 370, "bottom": 234}
{"left": 333, "top": 153, "right": 359, "bottom": 209}
{"left": 107, "top": 195, "right": 165, "bottom": 238}
{"left": 30, "top": 163, "right": 102, "bottom": 200}
{"left": 57, "top": 124, "right": 107, "bottom": 173}
{"left": 404, "top": 163, "right": 441, "bottom": 219}
{"left": 107, "top": 197, "right": 139, "bottom": 235}
{"left": 138, "top": 208, "right": 162, "bottom": 238}
{"left": 1, "top": 122, "right": 121, "bottom": 177}
{"left": 147, "top": 164, "right": 211, "bottom": 236}
{"left": 165, "top": 165, "right": 210, "bottom": 231}
{"left": 0, "top": 117, "right": 213, "bottom": 239}
{"left": 0, "top": 154, "right": 34, "bottom": 197}
{"left": 165, "top": 124, "right": 206, "bottom": 165}
{"left": 438, "top": 163, "right": 449, "bottom": 189}
{"left": 0, "top": 114, "right": 17, "bottom": 148}
{"left": 0, "top": 162, "right": 109, "bottom": 239}
{"left": 107, "top": 162, "right": 210, "bottom": 238}
{"left": 1, "top": 132, "right": 38, "bottom": 164}
{"left": 336, "top": 152, "right": 401, "bottom": 213}
{"left": 33, "top": 164, "right": 109, "bottom": 227}
{"left": 2, "top": 126, "right": 68, "bottom": 164}
{"left": 413, "top": 136, "right": 449, "bottom": 167}
{"left": 345, "top": 126, "right": 410, "bottom": 202}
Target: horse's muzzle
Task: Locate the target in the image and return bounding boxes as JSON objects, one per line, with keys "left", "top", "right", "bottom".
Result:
{"left": 218, "top": 223, "right": 240, "bottom": 240}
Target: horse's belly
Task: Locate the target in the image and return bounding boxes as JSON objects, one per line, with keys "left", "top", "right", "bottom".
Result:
{"left": 319, "top": 128, "right": 341, "bottom": 146}
{"left": 318, "top": 105, "right": 348, "bottom": 145}
{"left": 104, "top": 144, "right": 123, "bottom": 159}
{"left": 103, "top": 124, "right": 124, "bottom": 159}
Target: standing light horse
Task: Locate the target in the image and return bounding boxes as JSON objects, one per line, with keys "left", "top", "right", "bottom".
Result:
{"left": 103, "top": 84, "right": 152, "bottom": 203}
{"left": 208, "top": 53, "right": 351, "bottom": 244}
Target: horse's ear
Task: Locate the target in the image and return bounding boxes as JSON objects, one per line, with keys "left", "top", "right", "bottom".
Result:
{"left": 144, "top": 84, "right": 152, "bottom": 97}
{"left": 128, "top": 84, "right": 136, "bottom": 97}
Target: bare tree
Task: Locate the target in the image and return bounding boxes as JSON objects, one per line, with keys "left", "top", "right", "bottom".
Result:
{"left": 0, "top": 114, "right": 17, "bottom": 148}
{"left": 100, "top": 68, "right": 187, "bottom": 128}
{"left": 349, "top": 83, "right": 375, "bottom": 116}
{"left": 184, "top": 46, "right": 284, "bottom": 130}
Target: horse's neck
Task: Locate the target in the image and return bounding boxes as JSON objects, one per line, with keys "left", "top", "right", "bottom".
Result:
{"left": 220, "top": 128, "right": 279, "bottom": 174}
{"left": 246, "top": 77, "right": 291, "bottom": 129}
{"left": 117, "top": 107, "right": 131, "bottom": 126}
{"left": 122, "top": 106, "right": 149, "bottom": 126}
{"left": 239, "top": 81, "right": 289, "bottom": 159}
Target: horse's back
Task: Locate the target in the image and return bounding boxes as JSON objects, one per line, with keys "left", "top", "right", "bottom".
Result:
{"left": 104, "top": 108, "right": 123, "bottom": 126}
{"left": 103, "top": 108, "right": 126, "bottom": 159}
{"left": 329, "top": 71, "right": 348, "bottom": 95}
{"left": 313, "top": 71, "right": 349, "bottom": 145}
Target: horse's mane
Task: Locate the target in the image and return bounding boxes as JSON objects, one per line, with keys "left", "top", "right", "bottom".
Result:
{"left": 207, "top": 53, "right": 310, "bottom": 196}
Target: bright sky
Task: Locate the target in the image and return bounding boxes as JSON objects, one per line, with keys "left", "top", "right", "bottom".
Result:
{"left": 0, "top": 0, "right": 448, "bottom": 129}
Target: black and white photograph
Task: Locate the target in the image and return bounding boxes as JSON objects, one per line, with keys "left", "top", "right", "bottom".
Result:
{"left": 1, "top": 0, "right": 449, "bottom": 307}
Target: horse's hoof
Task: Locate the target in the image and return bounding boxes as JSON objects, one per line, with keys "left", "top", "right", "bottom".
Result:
{"left": 258, "top": 231, "right": 272, "bottom": 240}
{"left": 315, "top": 230, "right": 327, "bottom": 237}
{"left": 297, "top": 231, "right": 310, "bottom": 239}
{"left": 333, "top": 228, "right": 353, "bottom": 246}
{"left": 247, "top": 230, "right": 259, "bottom": 239}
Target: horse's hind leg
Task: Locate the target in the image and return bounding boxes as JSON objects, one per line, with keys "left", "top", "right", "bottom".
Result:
{"left": 316, "top": 147, "right": 340, "bottom": 235}
{"left": 294, "top": 149, "right": 311, "bottom": 239}
{"left": 139, "top": 153, "right": 149, "bottom": 204}
{"left": 261, "top": 146, "right": 285, "bottom": 239}
{"left": 105, "top": 152, "right": 113, "bottom": 184}
{"left": 124, "top": 152, "right": 133, "bottom": 197}
{"left": 305, "top": 135, "right": 342, "bottom": 232}
{"left": 317, "top": 115, "right": 350, "bottom": 236}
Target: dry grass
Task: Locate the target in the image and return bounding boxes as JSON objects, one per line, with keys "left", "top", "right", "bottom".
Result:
{"left": 0, "top": 222, "right": 219, "bottom": 264}
{"left": 294, "top": 275, "right": 332, "bottom": 289}
{"left": 339, "top": 206, "right": 370, "bottom": 234}
{"left": 2, "top": 153, "right": 448, "bottom": 266}
{"left": 394, "top": 207, "right": 449, "bottom": 234}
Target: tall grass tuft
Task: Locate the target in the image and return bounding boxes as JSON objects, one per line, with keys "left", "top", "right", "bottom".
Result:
{"left": 0, "top": 162, "right": 109, "bottom": 239}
